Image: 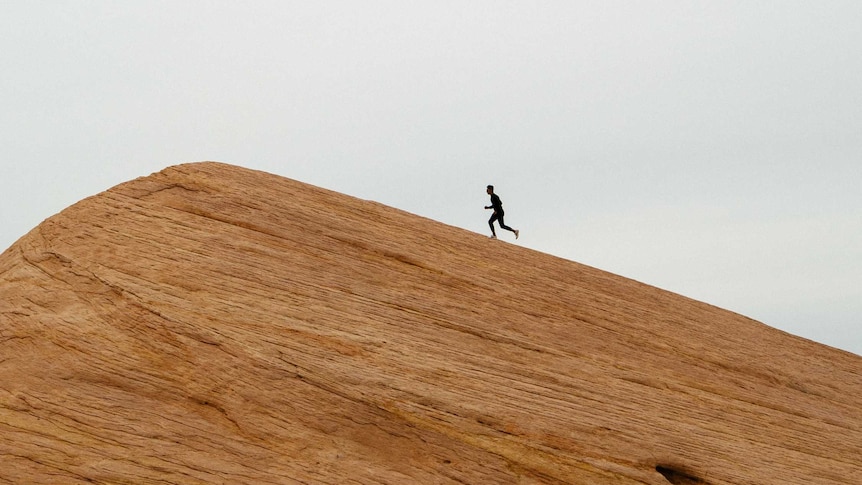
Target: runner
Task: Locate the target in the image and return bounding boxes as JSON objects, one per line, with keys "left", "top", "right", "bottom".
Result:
{"left": 485, "top": 185, "right": 519, "bottom": 240}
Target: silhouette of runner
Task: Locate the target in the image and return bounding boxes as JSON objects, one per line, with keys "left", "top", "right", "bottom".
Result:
{"left": 485, "top": 185, "right": 519, "bottom": 240}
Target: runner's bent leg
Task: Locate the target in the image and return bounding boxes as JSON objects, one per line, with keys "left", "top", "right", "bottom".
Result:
{"left": 498, "top": 214, "right": 515, "bottom": 233}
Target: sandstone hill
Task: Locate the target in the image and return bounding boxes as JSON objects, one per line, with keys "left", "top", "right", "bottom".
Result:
{"left": 1, "top": 162, "right": 860, "bottom": 484}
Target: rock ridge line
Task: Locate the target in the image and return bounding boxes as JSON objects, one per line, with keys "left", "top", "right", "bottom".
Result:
{"left": 1, "top": 162, "right": 860, "bottom": 484}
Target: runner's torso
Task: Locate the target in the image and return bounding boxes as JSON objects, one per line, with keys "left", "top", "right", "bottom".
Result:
{"left": 490, "top": 193, "right": 503, "bottom": 212}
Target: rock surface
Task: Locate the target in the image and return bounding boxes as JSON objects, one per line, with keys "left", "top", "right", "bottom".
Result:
{"left": 1, "top": 162, "right": 860, "bottom": 484}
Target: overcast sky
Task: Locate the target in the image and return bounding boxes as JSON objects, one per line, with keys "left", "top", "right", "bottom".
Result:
{"left": 2, "top": 1, "right": 860, "bottom": 356}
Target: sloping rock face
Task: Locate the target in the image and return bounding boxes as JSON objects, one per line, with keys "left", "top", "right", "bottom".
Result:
{"left": 1, "top": 162, "right": 860, "bottom": 485}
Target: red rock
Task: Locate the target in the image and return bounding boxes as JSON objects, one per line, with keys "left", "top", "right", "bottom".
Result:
{"left": 1, "top": 162, "right": 860, "bottom": 484}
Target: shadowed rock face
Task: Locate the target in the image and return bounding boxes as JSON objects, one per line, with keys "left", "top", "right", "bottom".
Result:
{"left": 1, "top": 162, "right": 860, "bottom": 484}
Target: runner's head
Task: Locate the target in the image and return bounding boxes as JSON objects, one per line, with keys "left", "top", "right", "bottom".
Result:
{"left": 486, "top": 185, "right": 494, "bottom": 194}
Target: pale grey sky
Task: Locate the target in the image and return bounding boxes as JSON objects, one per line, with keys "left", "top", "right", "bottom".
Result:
{"left": 2, "top": 1, "right": 860, "bottom": 355}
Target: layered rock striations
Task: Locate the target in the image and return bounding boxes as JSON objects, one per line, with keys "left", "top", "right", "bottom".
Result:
{"left": 1, "top": 162, "right": 860, "bottom": 484}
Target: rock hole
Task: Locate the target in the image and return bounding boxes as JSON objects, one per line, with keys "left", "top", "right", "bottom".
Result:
{"left": 656, "top": 465, "right": 707, "bottom": 484}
